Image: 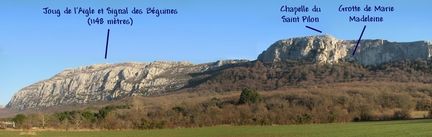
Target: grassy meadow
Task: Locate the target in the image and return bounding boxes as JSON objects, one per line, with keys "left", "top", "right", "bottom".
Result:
{"left": 1, "top": 119, "right": 432, "bottom": 137}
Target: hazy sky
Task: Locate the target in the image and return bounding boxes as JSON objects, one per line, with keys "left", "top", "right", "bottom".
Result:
{"left": 0, "top": 0, "right": 431, "bottom": 106}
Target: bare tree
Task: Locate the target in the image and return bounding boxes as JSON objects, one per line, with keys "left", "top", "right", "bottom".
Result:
{"left": 37, "top": 113, "right": 45, "bottom": 129}
{"left": 72, "top": 112, "right": 82, "bottom": 129}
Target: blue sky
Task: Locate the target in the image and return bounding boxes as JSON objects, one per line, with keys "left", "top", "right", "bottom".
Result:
{"left": 0, "top": 0, "right": 431, "bottom": 106}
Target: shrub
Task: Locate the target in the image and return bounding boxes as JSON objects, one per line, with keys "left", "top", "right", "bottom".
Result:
{"left": 295, "top": 113, "right": 312, "bottom": 124}
{"left": 428, "top": 110, "right": 432, "bottom": 118}
{"left": 393, "top": 110, "right": 411, "bottom": 120}
{"left": 81, "top": 111, "right": 96, "bottom": 123}
{"left": 12, "top": 114, "right": 27, "bottom": 127}
{"left": 238, "top": 88, "right": 262, "bottom": 104}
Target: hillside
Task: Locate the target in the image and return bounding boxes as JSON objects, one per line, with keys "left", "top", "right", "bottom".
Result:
{"left": 6, "top": 35, "right": 432, "bottom": 111}
{"left": 190, "top": 59, "right": 432, "bottom": 92}
{"left": 3, "top": 82, "right": 432, "bottom": 129}
{"left": 0, "top": 108, "right": 15, "bottom": 118}
{"left": 6, "top": 60, "right": 246, "bottom": 110}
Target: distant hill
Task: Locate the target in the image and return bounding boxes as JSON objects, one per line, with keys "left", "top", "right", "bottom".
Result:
{"left": 0, "top": 108, "right": 15, "bottom": 118}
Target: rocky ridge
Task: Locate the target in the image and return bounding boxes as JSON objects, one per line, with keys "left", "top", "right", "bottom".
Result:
{"left": 7, "top": 35, "right": 432, "bottom": 110}
{"left": 6, "top": 60, "right": 246, "bottom": 110}
{"left": 258, "top": 35, "right": 432, "bottom": 65}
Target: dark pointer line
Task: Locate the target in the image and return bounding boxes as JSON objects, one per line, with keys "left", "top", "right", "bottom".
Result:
{"left": 105, "top": 29, "right": 110, "bottom": 59}
{"left": 352, "top": 25, "right": 366, "bottom": 56}
{"left": 305, "top": 26, "right": 322, "bottom": 33}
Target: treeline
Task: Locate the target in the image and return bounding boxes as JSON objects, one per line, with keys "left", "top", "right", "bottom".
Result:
{"left": 7, "top": 85, "right": 432, "bottom": 130}
{"left": 190, "top": 59, "right": 432, "bottom": 92}
{"left": 7, "top": 105, "right": 130, "bottom": 129}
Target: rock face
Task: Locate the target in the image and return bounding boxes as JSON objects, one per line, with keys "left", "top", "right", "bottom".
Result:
{"left": 353, "top": 40, "right": 432, "bottom": 65}
{"left": 6, "top": 60, "right": 246, "bottom": 110}
{"left": 258, "top": 35, "right": 432, "bottom": 65}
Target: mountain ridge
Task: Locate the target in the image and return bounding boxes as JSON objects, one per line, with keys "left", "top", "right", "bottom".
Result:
{"left": 257, "top": 35, "right": 432, "bottom": 65}
{"left": 6, "top": 60, "right": 247, "bottom": 110}
{"left": 7, "top": 35, "right": 432, "bottom": 110}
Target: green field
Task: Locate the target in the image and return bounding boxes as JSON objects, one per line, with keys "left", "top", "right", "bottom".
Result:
{"left": 1, "top": 119, "right": 432, "bottom": 137}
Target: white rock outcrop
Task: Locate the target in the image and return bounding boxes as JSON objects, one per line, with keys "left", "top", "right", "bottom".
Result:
{"left": 6, "top": 60, "right": 246, "bottom": 110}
{"left": 258, "top": 35, "right": 432, "bottom": 65}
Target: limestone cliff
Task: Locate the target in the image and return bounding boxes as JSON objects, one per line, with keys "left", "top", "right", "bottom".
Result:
{"left": 258, "top": 35, "right": 432, "bottom": 65}
{"left": 6, "top": 60, "right": 246, "bottom": 110}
